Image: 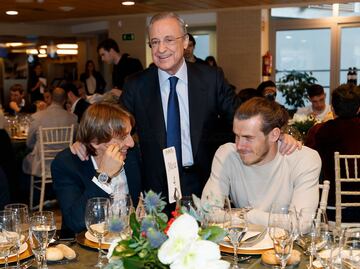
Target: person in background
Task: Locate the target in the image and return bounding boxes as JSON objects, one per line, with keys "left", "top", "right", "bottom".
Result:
{"left": 62, "top": 83, "right": 90, "bottom": 123}
{"left": 51, "top": 103, "right": 142, "bottom": 234}
{"left": 27, "top": 63, "right": 46, "bottom": 103}
{"left": 312, "top": 84, "right": 360, "bottom": 222}
{"left": 257, "top": 80, "right": 277, "bottom": 101}
{"left": 294, "top": 84, "right": 333, "bottom": 122}
{"left": 97, "top": 38, "right": 143, "bottom": 96}
{"left": 202, "top": 97, "right": 321, "bottom": 226}
{"left": 43, "top": 88, "right": 52, "bottom": 107}
{"left": 5, "top": 84, "right": 35, "bottom": 115}
{"left": 22, "top": 87, "right": 78, "bottom": 178}
{"left": 80, "top": 60, "right": 106, "bottom": 95}
{"left": 205, "top": 56, "right": 218, "bottom": 67}
{"left": 184, "top": 33, "right": 206, "bottom": 64}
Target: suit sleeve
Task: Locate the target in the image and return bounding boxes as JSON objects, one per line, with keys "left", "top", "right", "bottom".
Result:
{"left": 51, "top": 152, "right": 108, "bottom": 233}
{"left": 215, "top": 67, "right": 235, "bottom": 124}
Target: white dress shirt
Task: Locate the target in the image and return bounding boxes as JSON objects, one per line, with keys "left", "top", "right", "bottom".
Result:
{"left": 90, "top": 156, "right": 129, "bottom": 195}
{"left": 158, "top": 60, "right": 194, "bottom": 166}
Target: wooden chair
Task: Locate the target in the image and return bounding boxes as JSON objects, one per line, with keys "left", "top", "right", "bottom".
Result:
{"left": 334, "top": 152, "right": 360, "bottom": 228}
{"left": 319, "top": 180, "right": 330, "bottom": 212}
{"left": 30, "top": 125, "right": 74, "bottom": 211}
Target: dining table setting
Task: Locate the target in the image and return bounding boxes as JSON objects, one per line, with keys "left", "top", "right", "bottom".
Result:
{"left": 1, "top": 194, "right": 359, "bottom": 269}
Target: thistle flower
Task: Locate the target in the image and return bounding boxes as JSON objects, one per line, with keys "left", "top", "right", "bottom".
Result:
{"left": 143, "top": 190, "right": 166, "bottom": 214}
{"left": 140, "top": 215, "right": 156, "bottom": 233}
{"left": 146, "top": 227, "right": 168, "bottom": 248}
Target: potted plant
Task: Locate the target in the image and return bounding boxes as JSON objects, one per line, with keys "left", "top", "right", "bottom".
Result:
{"left": 276, "top": 70, "right": 318, "bottom": 110}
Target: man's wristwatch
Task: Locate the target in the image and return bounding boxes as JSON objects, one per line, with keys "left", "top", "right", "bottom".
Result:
{"left": 95, "top": 171, "right": 112, "bottom": 184}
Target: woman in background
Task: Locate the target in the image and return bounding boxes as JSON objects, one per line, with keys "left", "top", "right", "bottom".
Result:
{"left": 80, "top": 60, "right": 106, "bottom": 95}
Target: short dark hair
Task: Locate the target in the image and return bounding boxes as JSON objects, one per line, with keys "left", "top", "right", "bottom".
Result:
{"left": 97, "top": 38, "right": 120, "bottom": 53}
{"left": 257, "top": 80, "right": 276, "bottom": 96}
{"left": 234, "top": 88, "right": 261, "bottom": 109}
{"left": 332, "top": 84, "right": 360, "bottom": 118}
{"left": 77, "top": 103, "right": 135, "bottom": 156}
{"left": 307, "top": 84, "right": 324, "bottom": 98}
{"left": 188, "top": 33, "right": 196, "bottom": 45}
{"left": 62, "top": 82, "right": 80, "bottom": 97}
{"left": 235, "top": 97, "right": 289, "bottom": 135}
{"left": 10, "top": 84, "right": 24, "bottom": 94}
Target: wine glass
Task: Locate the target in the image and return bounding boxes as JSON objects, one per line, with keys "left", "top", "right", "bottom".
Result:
{"left": 85, "top": 197, "right": 110, "bottom": 268}
{"left": 342, "top": 227, "right": 360, "bottom": 268}
{"left": 108, "top": 198, "right": 133, "bottom": 240}
{"left": 4, "top": 203, "right": 29, "bottom": 269}
{"left": 0, "top": 210, "right": 18, "bottom": 269}
{"left": 29, "top": 211, "right": 56, "bottom": 269}
{"left": 223, "top": 208, "right": 248, "bottom": 269}
{"left": 268, "top": 204, "right": 295, "bottom": 269}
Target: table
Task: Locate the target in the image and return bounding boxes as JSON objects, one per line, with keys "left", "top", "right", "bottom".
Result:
{"left": 24, "top": 244, "right": 310, "bottom": 269}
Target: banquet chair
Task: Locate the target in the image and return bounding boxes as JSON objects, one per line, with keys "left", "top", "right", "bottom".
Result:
{"left": 319, "top": 180, "right": 330, "bottom": 212}
{"left": 30, "top": 125, "right": 74, "bottom": 211}
{"left": 334, "top": 152, "right": 360, "bottom": 228}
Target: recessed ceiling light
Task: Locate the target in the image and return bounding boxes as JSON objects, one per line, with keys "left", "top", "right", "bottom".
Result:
{"left": 6, "top": 42, "right": 24, "bottom": 47}
{"left": 122, "top": 1, "right": 135, "bottom": 6}
{"left": 6, "top": 10, "right": 19, "bottom": 16}
{"left": 58, "top": 6, "right": 75, "bottom": 12}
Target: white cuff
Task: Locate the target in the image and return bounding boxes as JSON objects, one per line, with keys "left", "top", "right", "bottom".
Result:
{"left": 92, "top": 176, "right": 113, "bottom": 194}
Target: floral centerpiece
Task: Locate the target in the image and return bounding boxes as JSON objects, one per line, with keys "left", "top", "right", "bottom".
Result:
{"left": 288, "top": 114, "right": 320, "bottom": 140}
{"left": 105, "top": 191, "right": 229, "bottom": 269}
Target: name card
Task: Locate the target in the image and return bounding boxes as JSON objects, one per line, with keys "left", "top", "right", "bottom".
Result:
{"left": 163, "top": 147, "right": 182, "bottom": 204}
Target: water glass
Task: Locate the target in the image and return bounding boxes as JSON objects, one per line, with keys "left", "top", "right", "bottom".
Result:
{"left": 342, "top": 227, "right": 360, "bottom": 268}
{"left": 0, "top": 210, "right": 18, "bottom": 269}
{"left": 268, "top": 204, "right": 295, "bottom": 269}
{"left": 85, "top": 197, "right": 110, "bottom": 268}
{"left": 29, "top": 212, "right": 56, "bottom": 269}
{"left": 4, "top": 203, "right": 29, "bottom": 269}
{"left": 223, "top": 208, "right": 248, "bottom": 269}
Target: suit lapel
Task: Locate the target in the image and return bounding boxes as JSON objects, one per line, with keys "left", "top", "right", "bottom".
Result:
{"left": 187, "top": 63, "right": 207, "bottom": 159}
{"left": 143, "top": 68, "right": 167, "bottom": 149}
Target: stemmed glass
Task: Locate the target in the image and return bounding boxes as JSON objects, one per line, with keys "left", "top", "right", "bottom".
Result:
{"left": 342, "top": 227, "right": 360, "bottom": 268}
{"left": 223, "top": 208, "right": 248, "bottom": 269}
{"left": 85, "top": 197, "right": 110, "bottom": 268}
{"left": 268, "top": 204, "right": 295, "bottom": 269}
{"left": 29, "top": 211, "right": 56, "bottom": 269}
{"left": 108, "top": 195, "right": 133, "bottom": 240}
{"left": 4, "top": 203, "right": 29, "bottom": 269}
{"left": 0, "top": 210, "right": 18, "bottom": 269}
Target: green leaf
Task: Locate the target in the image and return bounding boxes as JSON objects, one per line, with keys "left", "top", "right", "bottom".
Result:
{"left": 199, "top": 226, "right": 227, "bottom": 243}
{"left": 123, "top": 256, "right": 146, "bottom": 269}
{"left": 130, "top": 212, "right": 140, "bottom": 238}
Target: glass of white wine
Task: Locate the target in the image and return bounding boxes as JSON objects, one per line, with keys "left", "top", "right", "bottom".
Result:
{"left": 0, "top": 210, "right": 18, "bottom": 269}
{"left": 223, "top": 208, "right": 248, "bottom": 269}
{"left": 4, "top": 203, "right": 29, "bottom": 269}
{"left": 85, "top": 197, "right": 110, "bottom": 268}
{"left": 29, "top": 211, "right": 56, "bottom": 269}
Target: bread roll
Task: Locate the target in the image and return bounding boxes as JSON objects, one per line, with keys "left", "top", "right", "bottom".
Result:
{"left": 46, "top": 247, "right": 64, "bottom": 261}
{"left": 262, "top": 249, "right": 301, "bottom": 265}
{"left": 55, "top": 244, "right": 76, "bottom": 260}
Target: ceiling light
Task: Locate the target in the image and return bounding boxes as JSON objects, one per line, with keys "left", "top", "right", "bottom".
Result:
{"left": 56, "top": 44, "right": 78, "bottom": 49}
{"left": 40, "top": 45, "right": 47, "bottom": 49}
{"left": 122, "top": 1, "right": 135, "bottom": 6}
{"left": 6, "top": 42, "right": 24, "bottom": 47}
{"left": 39, "top": 49, "right": 47, "bottom": 54}
{"left": 6, "top": 10, "right": 19, "bottom": 16}
{"left": 26, "top": 49, "right": 39, "bottom": 55}
{"left": 38, "top": 54, "right": 47, "bottom": 58}
{"left": 56, "top": 49, "right": 78, "bottom": 55}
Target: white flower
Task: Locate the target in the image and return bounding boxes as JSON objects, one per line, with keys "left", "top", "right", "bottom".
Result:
{"left": 107, "top": 238, "right": 122, "bottom": 260}
{"left": 292, "top": 113, "right": 308, "bottom": 123}
{"left": 170, "top": 240, "right": 228, "bottom": 269}
{"left": 158, "top": 214, "right": 199, "bottom": 264}
{"left": 158, "top": 213, "right": 230, "bottom": 269}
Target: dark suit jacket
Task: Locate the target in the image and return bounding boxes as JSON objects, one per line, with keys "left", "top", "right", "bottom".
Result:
{"left": 80, "top": 71, "right": 106, "bottom": 95}
{"left": 121, "top": 62, "right": 234, "bottom": 201}
{"left": 51, "top": 146, "right": 142, "bottom": 233}
{"left": 74, "top": 98, "right": 90, "bottom": 123}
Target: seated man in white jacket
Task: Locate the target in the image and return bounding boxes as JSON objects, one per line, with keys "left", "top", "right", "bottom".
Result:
{"left": 201, "top": 97, "right": 321, "bottom": 226}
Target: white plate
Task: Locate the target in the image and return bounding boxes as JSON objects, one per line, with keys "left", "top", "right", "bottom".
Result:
{"left": 0, "top": 242, "right": 28, "bottom": 259}
{"left": 85, "top": 231, "right": 120, "bottom": 245}
{"left": 220, "top": 232, "right": 273, "bottom": 250}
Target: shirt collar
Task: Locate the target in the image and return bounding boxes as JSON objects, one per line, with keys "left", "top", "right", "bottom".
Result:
{"left": 158, "top": 59, "right": 188, "bottom": 87}
{"left": 71, "top": 98, "right": 81, "bottom": 113}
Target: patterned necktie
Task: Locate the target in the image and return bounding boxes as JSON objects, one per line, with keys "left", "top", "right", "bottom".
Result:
{"left": 167, "top": 76, "right": 182, "bottom": 168}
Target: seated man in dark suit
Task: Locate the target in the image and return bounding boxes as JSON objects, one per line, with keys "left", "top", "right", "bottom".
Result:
{"left": 5, "top": 84, "right": 35, "bottom": 115}
{"left": 51, "top": 103, "right": 142, "bottom": 234}
{"left": 63, "top": 82, "right": 90, "bottom": 123}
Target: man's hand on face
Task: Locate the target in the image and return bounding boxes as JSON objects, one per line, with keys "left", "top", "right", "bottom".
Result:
{"left": 279, "top": 133, "right": 302, "bottom": 155}
{"left": 98, "top": 144, "right": 124, "bottom": 177}
{"left": 70, "top": 141, "right": 88, "bottom": 161}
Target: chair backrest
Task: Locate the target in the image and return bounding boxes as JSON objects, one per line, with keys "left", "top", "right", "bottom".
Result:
{"left": 319, "top": 180, "right": 330, "bottom": 212}
{"left": 334, "top": 151, "right": 360, "bottom": 228}
{"left": 39, "top": 125, "right": 74, "bottom": 178}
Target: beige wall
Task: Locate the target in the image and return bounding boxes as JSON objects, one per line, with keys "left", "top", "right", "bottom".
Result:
{"left": 217, "top": 9, "right": 263, "bottom": 91}
{"left": 108, "top": 16, "right": 147, "bottom": 68}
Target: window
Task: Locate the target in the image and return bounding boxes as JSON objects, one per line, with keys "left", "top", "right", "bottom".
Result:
{"left": 340, "top": 26, "right": 360, "bottom": 84}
